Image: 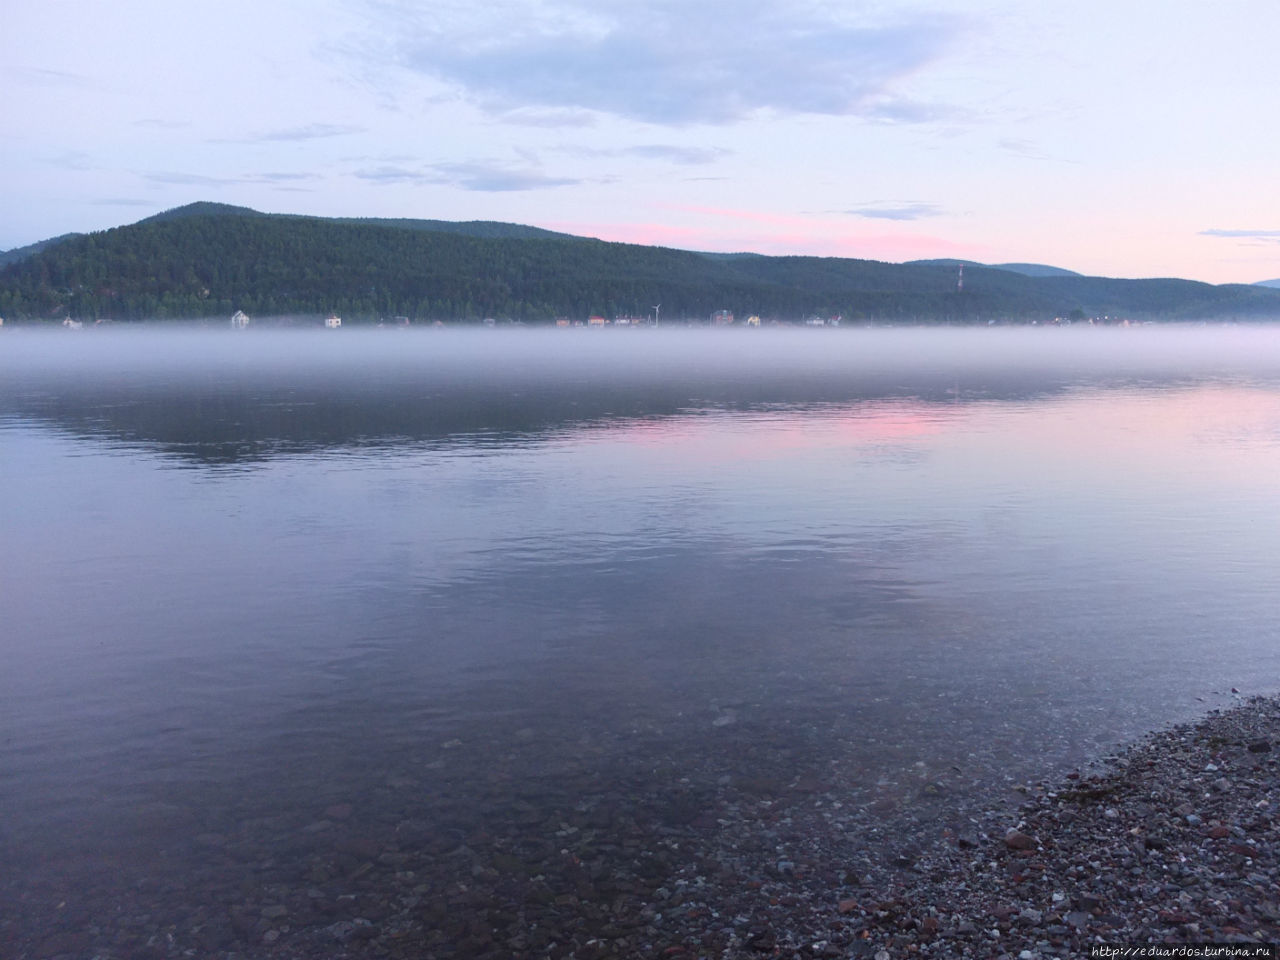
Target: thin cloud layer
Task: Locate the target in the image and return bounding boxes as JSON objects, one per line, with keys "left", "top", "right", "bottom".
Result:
{"left": 369, "top": 0, "right": 964, "bottom": 125}
{"left": 211, "top": 124, "right": 366, "bottom": 144}
{"left": 565, "top": 144, "right": 728, "bottom": 165}
{"left": 143, "top": 171, "right": 242, "bottom": 186}
{"left": 133, "top": 118, "right": 191, "bottom": 129}
{"left": 258, "top": 124, "right": 364, "bottom": 142}
{"left": 846, "top": 203, "right": 944, "bottom": 221}
{"left": 431, "top": 162, "right": 582, "bottom": 191}
{"left": 250, "top": 172, "right": 321, "bottom": 183}
{"left": 619, "top": 145, "right": 727, "bottom": 164}
{"left": 141, "top": 171, "right": 321, "bottom": 187}
{"left": 11, "top": 67, "right": 89, "bottom": 88}
{"left": 1202, "top": 229, "right": 1280, "bottom": 240}
{"left": 354, "top": 161, "right": 581, "bottom": 191}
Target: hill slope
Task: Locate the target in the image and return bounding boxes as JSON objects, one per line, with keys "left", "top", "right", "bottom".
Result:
{"left": 0, "top": 203, "right": 577, "bottom": 271}
{"left": 0, "top": 233, "right": 82, "bottom": 269}
{"left": 2, "top": 205, "right": 1279, "bottom": 322}
{"left": 991, "top": 262, "right": 1082, "bottom": 278}
{"left": 137, "top": 201, "right": 577, "bottom": 242}
{"left": 906, "top": 258, "right": 1082, "bottom": 278}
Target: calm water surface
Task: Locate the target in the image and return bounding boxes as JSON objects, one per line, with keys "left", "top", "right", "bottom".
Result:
{"left": 2, "top": 326, "right": 1279, "bottom": 945}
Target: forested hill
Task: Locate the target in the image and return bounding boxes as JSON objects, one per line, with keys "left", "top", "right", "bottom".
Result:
{"left": 135, "top": 202, "right": 577, "bottom": 242}
{"left": 0, "top": 233, "right": 81, "bottom": 269}
{"left": 2, "top": 203, "right": 1279, "bottom": 323}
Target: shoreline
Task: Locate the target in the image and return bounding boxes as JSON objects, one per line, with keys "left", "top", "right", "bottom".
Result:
{"left": 823, "top": 695, "right": 1280, "bottom": 958}
{"left": 8, "top": 697, "right": 1280, "bottom": 959}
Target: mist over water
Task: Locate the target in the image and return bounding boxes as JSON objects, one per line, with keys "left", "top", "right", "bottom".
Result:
{"left": 3, "top": 325, "right": 1280, "bottom": 950}
{"left": 5, "top": 325, "right": 1280, "bottom": 459}
{"left": 7, "top": 324, "right": 1280, "bottom": 393}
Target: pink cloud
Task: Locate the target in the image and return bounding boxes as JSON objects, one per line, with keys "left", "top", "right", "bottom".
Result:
{"left": 661, "top": 204, "right": 818, "bottom": 228}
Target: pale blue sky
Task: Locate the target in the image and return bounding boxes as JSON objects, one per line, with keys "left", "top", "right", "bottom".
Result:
{"left": 3, "top": 0, "right": 1278, "bottom": 282}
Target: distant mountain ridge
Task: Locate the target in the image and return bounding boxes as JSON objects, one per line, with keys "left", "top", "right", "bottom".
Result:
{"left": 1254, "top": 279, "right": 1280, "bottom": 289}
{"left": 906, "top": 258, "right": 1082, "bottom": 278}
{"left": 2, "top": 202, "right": 1280, "bottom": 322}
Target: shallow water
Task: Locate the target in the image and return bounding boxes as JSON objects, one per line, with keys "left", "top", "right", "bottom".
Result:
{"left": 3, "top": 326, "right": 1280, "bottom": 948}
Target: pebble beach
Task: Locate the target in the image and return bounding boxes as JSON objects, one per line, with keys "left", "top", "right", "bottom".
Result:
{"left": 7, "top": 696, "right": 1280, "bottom": 959}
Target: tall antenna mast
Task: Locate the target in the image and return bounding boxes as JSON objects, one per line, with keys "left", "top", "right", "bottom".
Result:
{"left": 957, "top": 264, "right": 964, "bottom": 293}
{"left": 653, "top": 303, "right": 661, "bottom": 325}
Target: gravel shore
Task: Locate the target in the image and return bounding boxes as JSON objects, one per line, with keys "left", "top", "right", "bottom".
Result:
{"left": 7, "top": 696, "right": 1280, "bottom": 959}
{"left": 822, "top": 695, "right": 1280, "bottom": 958}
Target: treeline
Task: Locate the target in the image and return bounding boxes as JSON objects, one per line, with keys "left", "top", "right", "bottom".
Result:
{"left": 2, "top": 204, "right": 1279, "bottom": 323}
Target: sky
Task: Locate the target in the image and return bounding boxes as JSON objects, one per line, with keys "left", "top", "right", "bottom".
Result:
{"left": 3, "top": 0, "right": 1279, "bottom": 283}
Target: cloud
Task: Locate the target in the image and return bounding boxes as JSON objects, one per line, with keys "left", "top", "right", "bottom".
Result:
{"left": 1201, "top": 228, "right": 1280, "bottom": 240}
{"left": 353, "top": 165, "right": 433, "bottom": 185}
{"left": 143, "top": 171, "right": 244, "bottom": 186}
{"left": 668, "top": 204, "right": 808, "bottom": 227}
{"left": 563, "top": 144, "right": 728, "bottom": 165}
{"left": 138, "top": 170, "right": 320, "bottom": 188}
{"left": 617, "top": 144, "right": 727, "bottom": 164}
{"left": 213, "top": 124, "right": 365, "bottom": 144}
{"left": 44, "top": 151, "right": 94, "bottom": 170}
{"left": 247, "top": 172, "right": 322, "bottom": 183}
{"left": 258, "top": 123, "right": 365, "bottom": 141}
{"left": 999, "top": 137, "right": 1036, "bottom": 155}
{"left": 431, "top": 162, "right": 584, "bottom": 191}
{"left": 496, "top": 107, "right": 599, "bottom": 128}
{"left": 133, "top": 118, "right": 191, "bottom": 129}
{"left": 353, "top": 165, "right": 427, "bottom": 184}
{"left": 364, "top": 0, "right": 965, "bottom": 125}
{"left": 862, "top": 97, "right": 963, "bottom": 124}
{"left": 354, "top": 161, "right": 582, "bottom": 191}
{"left": 11, "top": 67, "right": 89, "bottom": 88}
{"left": 845, "top": 202, "right": 944, "bottom": 221}
{"left": 996, "top": 137, "right": 1077, "bottom": 164}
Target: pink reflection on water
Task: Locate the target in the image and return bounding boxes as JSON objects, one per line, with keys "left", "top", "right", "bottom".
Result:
{"left": 577, "top": 399, "right": 956, "bottom": 466}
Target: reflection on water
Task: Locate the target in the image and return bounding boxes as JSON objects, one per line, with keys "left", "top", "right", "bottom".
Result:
{"left": 2, "top": 327, "right": 1280, "bottom": 952}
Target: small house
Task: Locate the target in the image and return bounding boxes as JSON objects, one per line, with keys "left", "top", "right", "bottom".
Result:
{"left": 230, "top": 310, "right": 250, "bottom": 329}
{"left": 325, "top": 315, "right": 342, "bottom": 329}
